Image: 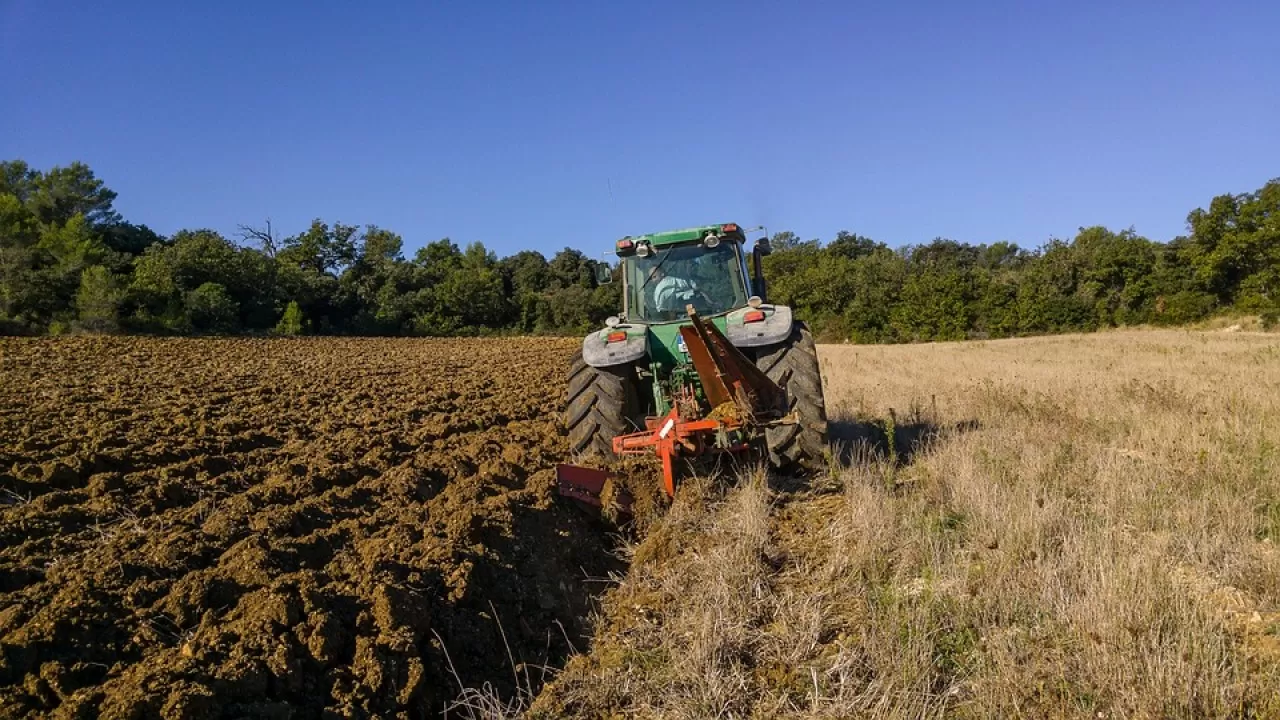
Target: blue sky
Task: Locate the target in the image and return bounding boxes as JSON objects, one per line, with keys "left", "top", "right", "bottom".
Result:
{"left": 3, "top": 1, "right": 1277, "bottom": 258}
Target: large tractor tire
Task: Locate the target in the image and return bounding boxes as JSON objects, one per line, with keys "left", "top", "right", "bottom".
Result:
{"left": 564, "top": 351, "right": 643, "bottom": 457}
{"left": 755, "top": 323, "right": 828, "bottom": 473}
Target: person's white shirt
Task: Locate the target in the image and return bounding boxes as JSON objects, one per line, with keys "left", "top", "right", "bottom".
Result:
{"left": 653, "top": 275, "right": 696, "bottom": 311}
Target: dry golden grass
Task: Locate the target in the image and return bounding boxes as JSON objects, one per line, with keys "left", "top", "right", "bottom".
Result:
{"left": 534, "top": 329, "right": 1280, "bottom": 719}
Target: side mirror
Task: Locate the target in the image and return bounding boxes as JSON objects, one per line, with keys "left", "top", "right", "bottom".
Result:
{"left": 751, "top": 240, "right": 770, "bottom": 303}
{"left": 594, "top": 262, "right": 613, "bottom": 285}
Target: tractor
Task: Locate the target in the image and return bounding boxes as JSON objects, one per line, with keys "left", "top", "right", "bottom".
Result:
{"left": 557, "top": 223, "right": 828, "bottom": 510}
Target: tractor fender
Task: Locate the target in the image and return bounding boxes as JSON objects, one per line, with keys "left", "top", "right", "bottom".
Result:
{"left": 582, "top": 325, "right": 648, "bottom": 368}
{"left": 725, "top": 305, "right": 794, "bottom": 348}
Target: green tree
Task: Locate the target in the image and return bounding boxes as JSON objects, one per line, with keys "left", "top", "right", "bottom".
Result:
{"left": 762, "top": 240, "right": 823, "bottom": 305}
{"left": 124, "top": 229, "right": 276, "bottom": 332}
{"left": 1070, "top": 226, "right": 1160, "bottom": 326}
{"left": 425, "top": 242, "right": 509, "bottom": 332}
{"left": 341, "top": 225, "right": 406, "bottom": 333}
{"left": 23, "top": 162, "right": 120, "bottom": 227}
{"left": 75, "top": 265, "right": 121, "bottom": 333}
{"left": 841, "top": 249, "right": 908, "bottom": 342}
{"left": 1185, "top": 180, "right": 1280, "bottom": 312}
{"left": 100, "top": 222, "right": 163, "bottom": 256}
{"left": 414, "top": 238, "right": 463, "bottom": 283}
{"left": 548, "top": 248, "right": 595, "bottom": 290}
{"left": 500, "top": 250, "right": 551, "bottom": 332}
{"left": 0, "top": 161, "right": 39, "bottom": 205}
{"left": 768, "top": 231, "right": 819, "bottom": 252}
{"left": 827, "top": 231, "right": 883, "bottom": 260}
{"left": 1015, "top": 240, "right": 1094, "bottom": 333}
{"left": 185, "top": 282, "right": 239, "bottom": 332}
{"left": 275, "top": 301, "right": 306, "bottom": 335}
{"left": 0, "top": 192, "right": 43, "bottom": 330}
{"left": 892, "top": 268, "right": 976, "bottom": 342}
{"left": 279, "top": 220, "right": 359, "bottom": 275}
{"left": 977, "top": 241, "right": 1026, "bottom": 270}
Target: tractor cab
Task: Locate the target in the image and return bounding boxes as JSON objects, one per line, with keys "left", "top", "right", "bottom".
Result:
{"left": 586, "top": 224, "right": 787, "bottom": 373}
{"left": 610, "top": 223, "right": 769, "bottom": 323}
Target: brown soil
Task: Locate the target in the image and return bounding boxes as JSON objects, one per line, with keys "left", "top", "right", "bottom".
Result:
{"left": 0, "top": 336, "right": 624, "bottom": 719}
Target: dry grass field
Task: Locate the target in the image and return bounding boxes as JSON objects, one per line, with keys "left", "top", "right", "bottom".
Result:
{"left": 537, "top": 329, "right": 1280, "bottom": 719}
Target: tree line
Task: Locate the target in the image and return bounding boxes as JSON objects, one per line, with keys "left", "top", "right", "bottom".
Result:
{"left": 0, "top": 160, "right": 619, "bottom": 337}
{"left": 764, "top": 177, "right": 1279, "bottom": 341}
{"left": 2, "top": 159, "right": 1276, "bottom": 341}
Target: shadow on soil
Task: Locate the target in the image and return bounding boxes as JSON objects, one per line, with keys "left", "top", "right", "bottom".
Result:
{"left": 828, "top": 416, "right": 981, "bottom": 467}
{"left": 422, "top": 496, "right": 629, "bottom": 716}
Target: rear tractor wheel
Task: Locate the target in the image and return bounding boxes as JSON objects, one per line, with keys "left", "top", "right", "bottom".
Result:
{"left": 563, "top": 351, "right": 643, "bottom": 457}
{"left": 756, "top": 323, "right": 828, "bottom": 473}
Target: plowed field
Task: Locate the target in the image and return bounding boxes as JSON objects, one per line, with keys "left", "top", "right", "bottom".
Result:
{"left": 0, "top": 337, "right": 620, "bottom": 719}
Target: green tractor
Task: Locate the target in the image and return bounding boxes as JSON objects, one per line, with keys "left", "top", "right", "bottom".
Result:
{"left": 561, "top": 223, "right": 828, "bottom": 499}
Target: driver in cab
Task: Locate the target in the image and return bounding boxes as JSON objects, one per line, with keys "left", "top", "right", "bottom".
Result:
{"left": 650, "top": 264, "right": 705, "bottom": 314}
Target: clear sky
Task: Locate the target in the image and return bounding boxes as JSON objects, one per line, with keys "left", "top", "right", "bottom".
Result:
{"left": 4, "top": 1, "right": 1277, "bottom": 258}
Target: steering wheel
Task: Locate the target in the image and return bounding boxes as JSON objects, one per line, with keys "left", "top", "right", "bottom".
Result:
{"left": 680, "top": 289, "right": 715, "bottom": 315}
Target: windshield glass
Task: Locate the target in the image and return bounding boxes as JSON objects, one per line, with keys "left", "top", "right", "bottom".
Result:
{"left": 626, "top": 242, "right": 748, "bottom": 322}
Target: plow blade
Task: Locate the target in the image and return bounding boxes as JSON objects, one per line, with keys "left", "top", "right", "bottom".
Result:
{"left": 680, "top": 308, "right": 787, "bottom": 422}
{"left": 554, "top": 463, "right": 633, "bottom": 518}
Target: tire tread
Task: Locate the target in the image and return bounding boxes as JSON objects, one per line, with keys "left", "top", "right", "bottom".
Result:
{"left": 756, "top": 323, "right": 828, "bottom": 473}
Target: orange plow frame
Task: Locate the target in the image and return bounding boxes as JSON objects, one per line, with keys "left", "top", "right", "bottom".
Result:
{"left": 612, "top": 407, "right": 751, "bottom": 497}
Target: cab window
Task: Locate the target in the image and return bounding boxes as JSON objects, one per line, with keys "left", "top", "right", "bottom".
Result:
{"left": 626, "top": 243, "right": 748, "bottom": 322}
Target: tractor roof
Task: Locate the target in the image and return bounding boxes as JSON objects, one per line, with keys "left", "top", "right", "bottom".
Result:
{"left": 627, "top": 223, "right": 746, "bottom": 248}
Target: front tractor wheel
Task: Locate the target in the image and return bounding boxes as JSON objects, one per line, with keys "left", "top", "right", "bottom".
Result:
{"left": 756, "top": 323, "right": 829, "bottom": 473}
{"left": 563, "top": 351, "right": 642, "bottom": 457}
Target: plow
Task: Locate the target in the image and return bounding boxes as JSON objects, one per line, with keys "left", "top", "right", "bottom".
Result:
{"left": 556, "top": 223, "right": 829, "bottom": 516}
